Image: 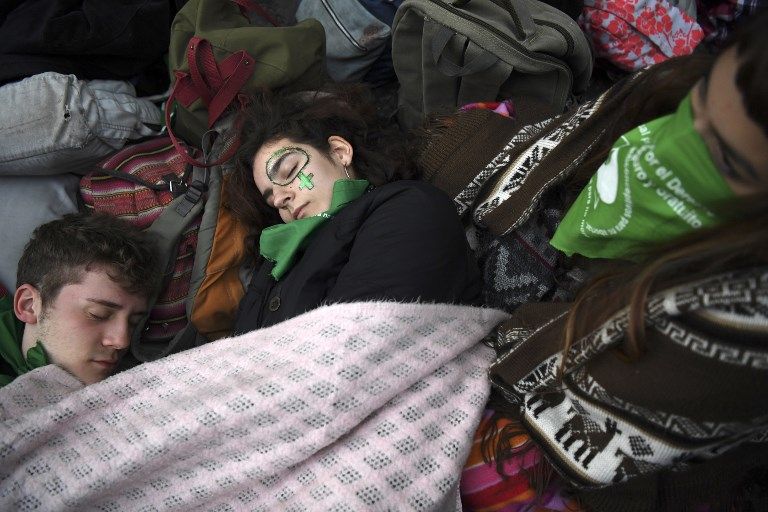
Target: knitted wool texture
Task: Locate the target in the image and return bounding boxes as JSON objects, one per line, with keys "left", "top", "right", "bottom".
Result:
{"left": 0, "top": 301, "right": 507, "bottom": 511}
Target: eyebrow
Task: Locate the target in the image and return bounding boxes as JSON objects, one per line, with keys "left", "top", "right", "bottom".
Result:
{"left": 711, "top": 128, "right": 759, "bottom": 180}
{"left": 266, "top": 152, "right": 291, "bottom": 179}
{"left": 86, "top": 298, "right": 147, "bottom": 316}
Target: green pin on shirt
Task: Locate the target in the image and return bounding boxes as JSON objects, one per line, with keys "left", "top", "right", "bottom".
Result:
{"left": 298, "top": 171, "right": 314, "bottom": 190}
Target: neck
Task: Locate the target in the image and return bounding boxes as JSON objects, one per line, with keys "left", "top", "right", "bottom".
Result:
{"left": 20, "top": 325, "right": 38, "bottom": 357}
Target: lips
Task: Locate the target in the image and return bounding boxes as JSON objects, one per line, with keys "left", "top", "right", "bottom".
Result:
{"left": 92, "top": 359, "right": 118, "bottom": 370}
{"left": 293, "top": 203, "right": 308, "bottom": 220}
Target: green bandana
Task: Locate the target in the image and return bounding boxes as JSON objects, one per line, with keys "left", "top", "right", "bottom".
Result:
{"left": 259, "top": 179, "right": 370, "bottom": 280}
{"left": 550, "top": 93, "right": 734, "bottom": 261}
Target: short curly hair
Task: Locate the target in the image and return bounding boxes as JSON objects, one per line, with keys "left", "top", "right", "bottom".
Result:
{"left": 16, "top": 213, "right": 162, "bottom": 308}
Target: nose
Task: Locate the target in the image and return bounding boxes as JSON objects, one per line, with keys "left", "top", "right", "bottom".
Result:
{"left": 104, "top": 321, "right": 132, "bottom": 351}
{"left": 272, "top": 185, "right": 294, "bottom": 209}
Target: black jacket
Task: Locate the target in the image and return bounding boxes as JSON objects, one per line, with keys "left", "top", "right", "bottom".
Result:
{"left": 234, "top": 180, "right": 482, "bottom": 332}
{"left": 0, "top": 0, "right": 172, "bottom": 93}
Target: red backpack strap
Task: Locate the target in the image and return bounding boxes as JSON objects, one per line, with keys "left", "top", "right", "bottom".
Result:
{"left": 186, "top": 36, "right": 253, "bottom": 127}
{"left": 166, "top": 37, "right": 254, "bottom": 167}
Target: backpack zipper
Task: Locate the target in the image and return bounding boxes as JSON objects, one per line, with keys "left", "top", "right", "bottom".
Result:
{"left": 63, "top": 74, "right": 73, "bottom": 121}
{"left": 426, "top": 0, "right": 572, "bottom": 82}
{"left": 321, "top": 0, "right": 368, "bottom": 52}
{"left": 488, "top": 0, "right": 524, "bottom": 39}
{"left": 534, "top": 18, "right": 574, "bottom": 57}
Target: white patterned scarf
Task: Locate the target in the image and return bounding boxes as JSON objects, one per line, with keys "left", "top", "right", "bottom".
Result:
{"left": 0, "top": 301, "right": 507, "bottom": 511}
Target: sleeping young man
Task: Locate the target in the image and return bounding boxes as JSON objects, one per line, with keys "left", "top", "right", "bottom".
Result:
{"left": 0, "top": 213, "right": 161, "bottom": 387}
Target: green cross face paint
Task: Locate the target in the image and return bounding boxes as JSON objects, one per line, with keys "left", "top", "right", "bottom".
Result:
{"left": 266, "top": 146, "right": 311, "bottom": 186}
{"left": 298, "top": 171, "right": 314, "bottom": 190}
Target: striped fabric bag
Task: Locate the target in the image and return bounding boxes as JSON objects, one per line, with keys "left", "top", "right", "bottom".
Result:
{"left": 80, "top": 137, "right": 201, "bottom": 346}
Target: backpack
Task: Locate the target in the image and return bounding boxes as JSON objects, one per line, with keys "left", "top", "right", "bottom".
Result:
{"left": 80, "top": 0, "right": 326, "bottom": 361}
{"left": 295, "top": 0, "right": 392, "bottom": 83}
{"left": 167, "top": 0, "right": 326, "bottom": 149}
{"left": 391, "top": 0, "right": 593, "bottom": 130}
{"left": 488, "top": 267, "right": 768, "bottom": 491}
{"left": 0, "top": 72, "right": 163, "bottom": 176}
{"left": 80, "top": 129, "right": 247, "bottom": 362}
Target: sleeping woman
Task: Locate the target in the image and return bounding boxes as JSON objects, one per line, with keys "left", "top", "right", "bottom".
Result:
{"left": 228, "top": 86, "right": 482, "bottom": 332}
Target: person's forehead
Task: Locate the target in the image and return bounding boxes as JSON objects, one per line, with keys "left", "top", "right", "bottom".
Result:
{"left": 57, "top": 268, "right": 147, "bottom": 308}
{"left": 706, "top": 49, "right": 768, "bottom": 164}
{"left": 253, "top": 138, "right": 302, "bottom": 186}
{"left": 706, "top": 49, "right": 740, "bottom": 113}
{"left": 254, "top": 138, "right": 304, "bottom": 166}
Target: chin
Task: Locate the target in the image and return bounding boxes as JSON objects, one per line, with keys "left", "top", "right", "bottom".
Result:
{"left": 75, "top": 369, "right": 110, "bottom": 385}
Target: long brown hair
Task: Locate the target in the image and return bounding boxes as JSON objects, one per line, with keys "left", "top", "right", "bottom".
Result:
{"left": 566, "top": 53, "right": 713, "bottom": 191}
{"left": 560, "top": 195, "right": 768, "bottom": 366}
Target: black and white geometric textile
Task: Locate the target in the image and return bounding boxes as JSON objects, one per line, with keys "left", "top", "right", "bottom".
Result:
{"left": 491, "top": 269, "right": 768, "bottom": 488}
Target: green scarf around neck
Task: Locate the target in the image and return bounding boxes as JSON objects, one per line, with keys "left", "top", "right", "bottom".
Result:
{"left": 550, "top": 93, "right": 734, "bottom": 261}
{"left": 259, "top": 179, "right": 370, "bottom": 280}
{"left": 0, "top": 292, "right": 48, "bottom": 387}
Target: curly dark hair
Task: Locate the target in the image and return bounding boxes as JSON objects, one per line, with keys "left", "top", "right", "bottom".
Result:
{"left": 16, "top": 213, "right": 162, "bottom": 308}
{"left": 227, "top": 83, "right": 418, "bottom": 261}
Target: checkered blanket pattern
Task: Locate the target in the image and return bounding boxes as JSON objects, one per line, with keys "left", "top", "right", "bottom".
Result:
{"left": 0, "top": 301, "right": 507, "bottom": 511}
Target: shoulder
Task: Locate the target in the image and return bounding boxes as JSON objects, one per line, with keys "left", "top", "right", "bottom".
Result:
{"left": 334, "top": 180, "right": 466, "bottom": 244}
{"left": 370, "top": 179, "right": 451, "bottom": 198}
{"left": 325, "top": 180, "right": 464, "bottom": 243}
{"left": 358, "top": 180, "right": 456, "bottom": 216}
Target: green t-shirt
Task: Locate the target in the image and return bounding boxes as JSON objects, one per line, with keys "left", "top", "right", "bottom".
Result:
{"left": 550, "top": 93, "right": 734, "bottom": 261}
{"left": 0, "top": 289, "right": 47, "bottom": 387}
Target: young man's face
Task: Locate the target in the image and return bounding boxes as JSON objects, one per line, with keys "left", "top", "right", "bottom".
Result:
{"left": 19, "top": 267, "right": 148, "bottom": 385}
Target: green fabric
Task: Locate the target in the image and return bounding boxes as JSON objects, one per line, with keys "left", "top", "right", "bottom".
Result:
{"left": 0, "top": 291, "right": 48, "bottom": 387}
{"left": 260, "top": 179, "right": 371, "bottom": 280}
{"left": 550, "top": 93, "right": 734, "bottom": 261}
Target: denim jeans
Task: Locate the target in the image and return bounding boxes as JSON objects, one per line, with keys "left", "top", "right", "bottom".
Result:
{"left": 296, "top": 0, "right": 390, "bottom": 83}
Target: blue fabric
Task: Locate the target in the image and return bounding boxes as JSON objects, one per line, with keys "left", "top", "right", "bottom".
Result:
{"left": 359, "top": 0, "right": 403, "bottom": 86}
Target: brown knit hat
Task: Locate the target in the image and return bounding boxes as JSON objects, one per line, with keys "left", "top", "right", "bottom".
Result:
{"left": 417, "top": 99, "right": 556, "bottom": 218}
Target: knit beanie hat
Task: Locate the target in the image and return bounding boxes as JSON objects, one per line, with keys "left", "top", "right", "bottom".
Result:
{"left": 419, "top": 110, "right": 516, "bottom": 197}
{"left": 417, "top": 98, "right": 556, "bottom": 220}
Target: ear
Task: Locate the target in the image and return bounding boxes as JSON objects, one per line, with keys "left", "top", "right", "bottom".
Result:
{"left": 327, "top": 135, "right": 354, "bottom": 167}
{"left": 13, "top": 284, "right": 42, "bottom": 325}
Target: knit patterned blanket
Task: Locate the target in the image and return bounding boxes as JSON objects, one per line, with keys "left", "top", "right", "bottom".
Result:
{"left": 0, "top": 301, "right": 507, "bottom": 511}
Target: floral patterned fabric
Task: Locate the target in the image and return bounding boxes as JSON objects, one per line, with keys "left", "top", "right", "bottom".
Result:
{"left": 580, "top": 0, "right": 705, "bottom": 71}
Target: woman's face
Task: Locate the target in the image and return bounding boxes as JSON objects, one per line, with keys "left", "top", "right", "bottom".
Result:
{"left": 252, "top": 136, "right": 354, "bottom": 223}
{"left": 691, "top": 47, "right": 768, "bottom": 196}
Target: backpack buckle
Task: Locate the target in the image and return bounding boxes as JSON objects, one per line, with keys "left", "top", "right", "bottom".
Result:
{"left": 162, "top": 173, "right": 188, "bottom": 198}
{"left": 174, "top": 179, "right": 207, "bottom": 217}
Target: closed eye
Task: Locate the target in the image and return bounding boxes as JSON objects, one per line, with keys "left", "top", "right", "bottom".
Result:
{"left": 711, "top": 128, "right": 758, "bottom": 182}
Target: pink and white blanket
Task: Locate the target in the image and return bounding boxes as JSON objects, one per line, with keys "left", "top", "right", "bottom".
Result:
{"left": 0, "top": 301, "right": 507, "bottom": 511}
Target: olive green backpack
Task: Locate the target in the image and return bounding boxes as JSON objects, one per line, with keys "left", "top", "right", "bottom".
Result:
{"left": 166, "top": 0, "right": 328, "bottom": 154}
{"left": 392, "top": 0, "right": 593, "bottom": 130}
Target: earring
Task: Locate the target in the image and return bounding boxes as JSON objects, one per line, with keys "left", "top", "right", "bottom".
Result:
{"left": 344, "top": 165, "right": 351, "bottom": 179}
